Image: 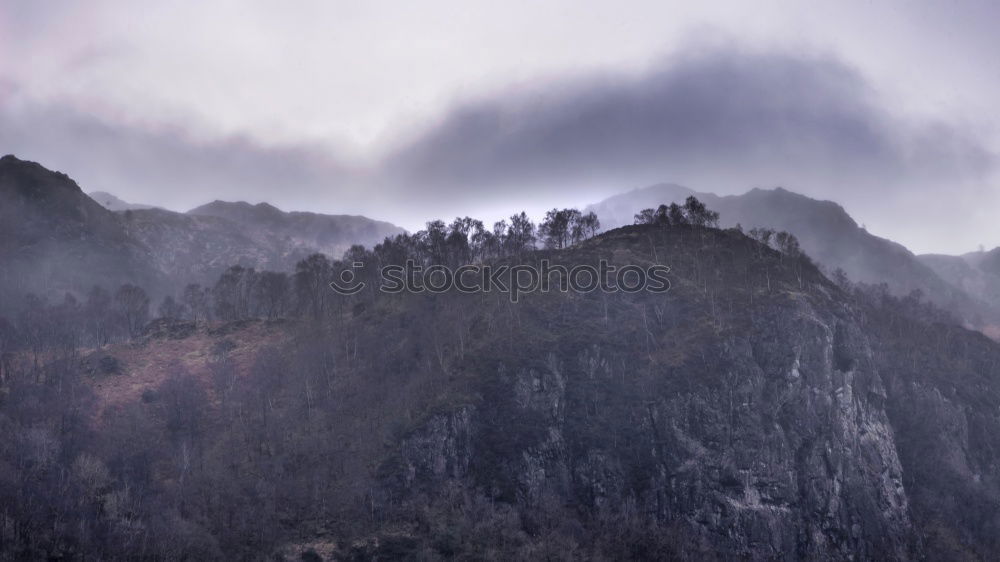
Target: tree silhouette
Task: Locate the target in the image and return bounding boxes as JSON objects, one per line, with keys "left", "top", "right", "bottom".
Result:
{"left": 115, "top": 284, "right": 150, "bottom": 338}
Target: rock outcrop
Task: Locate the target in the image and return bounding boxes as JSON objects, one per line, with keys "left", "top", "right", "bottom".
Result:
{"left": 378, "top": 225, "right": 999, "bottom": 559}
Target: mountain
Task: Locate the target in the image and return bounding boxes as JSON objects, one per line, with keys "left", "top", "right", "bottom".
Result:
{"left": 0, "top": 155, "right": 163, "bottom": 308}
{"left": 0, "top": 155, "right": 406, "bottom": 310}
{"left": 187, "top": 200, "right": 405, "bottom": 260}
{"left": 6, "top": 222, "right": 1000, "bottom": 559}
{"left": 368, "top": 226, "right": 920, "bottom": 559}
{"left": 109, "top": 200, "right": 406, "bottom": 287}
{"left": 919, "top": 249, "right": 1000, "bottom": 328}
{"left": 588, "top": 184, "right": 997, "bottom": 328}
{"left": 117, "top": 207, "right": 319, "bottom": 286}
{"left": 88, "top": 191, "right": 158, "bottom": 211}
{"left": 589, "top": 182, "right": 696, "bottom": 227}
{"left": 6, "top": 155, "right": 1000, "bottom": 558}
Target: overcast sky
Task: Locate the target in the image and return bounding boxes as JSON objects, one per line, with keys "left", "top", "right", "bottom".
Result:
{"left": 2, "top": 0, "right": 999, "bottom": 253}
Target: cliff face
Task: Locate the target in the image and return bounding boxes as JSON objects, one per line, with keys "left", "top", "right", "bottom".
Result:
{"left": 871, "top": 314, "right": 1000, "bottom": 561}
{"left": 366, "top": 226, "right": 1000, "bottom": 560}
{"left": 394, "top": 289, "right": 914, "bottom": 559}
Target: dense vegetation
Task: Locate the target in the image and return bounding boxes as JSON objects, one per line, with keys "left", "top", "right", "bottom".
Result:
{"left": 1, "top": 197, "right": 998, "bottom": 560}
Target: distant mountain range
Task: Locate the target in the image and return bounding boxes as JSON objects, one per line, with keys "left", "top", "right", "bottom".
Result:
{"left": 919, "top": 249, "right": 1000, "bottom": 325}
{"left": 91, "top": 190, "right": 407, "bottom": 259}
{"left": 0, "top": 155, "right": 405, "bottom": 309}
{"left": 7, "top": 155, "right": 1000, "bottom": 558}
{"left": 89, "top": 190, "right": 159, "bottom": 211}
{"left": 587, "top": 183, "right": 1000, "bottom": 331}
{"left": 188, "top": 199, "right": 405, "bottom": 258}
{"left": 0, "top": 155, "right": 161, "bottom": 306}
{"left": 8, "top": 153, "right": 1000, "bottom": 334}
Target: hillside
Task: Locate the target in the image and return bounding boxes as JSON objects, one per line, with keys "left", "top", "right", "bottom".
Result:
{"left": 119, "top": 208, "right": 320, "bottom": 287}
{"left": 0, "top": 155, "right": 164, "bottom": 309}
{"left": 4, "top": 222, "right": 1000, "bottom": 559}
{"left": 188, "top": 200, "right": 405, "bottom": 260}
{"left": 920, "top": 248, "right": 1000, "bottom": 334}
{"left": 88, "top": 191, "right": 158, "bottom": 211}
{"left": 588, "top": 184, "right": 997, "bottom": 328}
{"left": 0, "top": 156, "right": 406, "bottom": 309}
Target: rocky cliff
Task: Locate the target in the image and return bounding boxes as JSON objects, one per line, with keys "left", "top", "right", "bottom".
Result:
{"left": 4, "top": 210, "right": 999, "bottom": 560}
{"left": 363, "top": 225, "right": 998, "bottom": 560}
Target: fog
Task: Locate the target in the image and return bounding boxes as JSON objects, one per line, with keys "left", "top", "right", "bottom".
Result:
{"left": 3, "top": 0, "right": 1000, "bottom": 253}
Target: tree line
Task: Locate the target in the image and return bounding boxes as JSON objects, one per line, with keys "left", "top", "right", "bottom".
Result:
{"left": 633, "top": 196, "right": 720, "bottom": 228}
{"left": 2, "top": 198, "right": 769, "bottom": 359}
{"left": 0, "top": 207, "right": 603, "bottom": 358}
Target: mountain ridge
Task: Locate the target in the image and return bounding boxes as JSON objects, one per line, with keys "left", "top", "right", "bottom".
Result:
{"left": 0, "top": 154, "right": 163, "bottom": 305}
{"left": 187, "top": 199, "right": 405, "bottom": 254}
{"left": 587, "top": 182, "right": 1000, "bottom": 330}
{"left": 0, "top": 155, "right": 406, "bottom": 309}
{"left": 5, "top": 163, "right": 1000, "bottom": 558}
{"left": 89, "top": 190, "right": 159, "bottom": 211}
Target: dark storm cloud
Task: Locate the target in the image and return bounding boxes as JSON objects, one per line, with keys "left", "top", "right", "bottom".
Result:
{"left": 381, "top": 47, "right": 994, "bottom": 206}
{"left": 0, "top": 101, "right": 357, "bottom": 212}
{"left": 1, "top": 44, "right": 994, "bottom": 239}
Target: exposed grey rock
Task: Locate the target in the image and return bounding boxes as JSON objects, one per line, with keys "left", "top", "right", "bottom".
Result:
{"left": 387, "top": 226, "right": 931, "bottom": 559}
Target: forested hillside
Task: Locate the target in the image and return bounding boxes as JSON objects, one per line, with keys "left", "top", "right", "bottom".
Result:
{"left": 3, "top": 205, "right": 999, "bottom": 560}
{"left": 588, "top": 184, "right": 999, "bottom": 332}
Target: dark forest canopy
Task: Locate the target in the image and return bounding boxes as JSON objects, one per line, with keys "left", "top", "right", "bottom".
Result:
{"left": 1, "top": 196, "right": 990, "bottom": 561}
{"left": 0, "top": 196, "right": 821, "bottom": 351}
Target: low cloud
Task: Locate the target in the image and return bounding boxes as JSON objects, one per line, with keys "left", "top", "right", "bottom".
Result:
{"left": 380, "top": 46, "right": 995, "bottom": 220}
{"left": 2, "top": 44, "right": 996, "bottom": 250}
{"left": 0, "top": 100, "right": 361, "bottom": 214}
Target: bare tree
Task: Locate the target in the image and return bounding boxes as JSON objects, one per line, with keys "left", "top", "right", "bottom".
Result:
{"left": 668, "top": 203, "right": 687, "bottom": 226}
{"left": 540, "top": 208, "right": 579, "bottom": 249}
{"left": 775, "top": 231, "right": 802, "bottom": 257}
{"left": 634, "top": 208, "right": 656, "bottom": 225}
{"left": 157, "top": 295, "right": 186, "bottom": 320}
{"left": 507, "top": 212, "right": 536, "bottom": 256}
{"left": 294, "top": 254, "right": 333, "bottom": 321}
{"left": 115, "top": 284, "right": 150, "bottom": 339}
{"left": 213, "top": 265, "right": 258, "bottom": 321}
{"left": 579, "top": 211, "right": 601, "bottom": 238}
{"left": 490, "top": 219, "right": 508, "bottom": 257}
{"left": 182, "top": 284, "right": 211, "bottom": 323}
{"left": 254, "top": 271, "right": 290, "bottom": 320}
{"left": 683, "top": 196, "right": 720, "bottom": 227}
{"left": 85, "top": 286, "right": 114, "bottom": 347}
